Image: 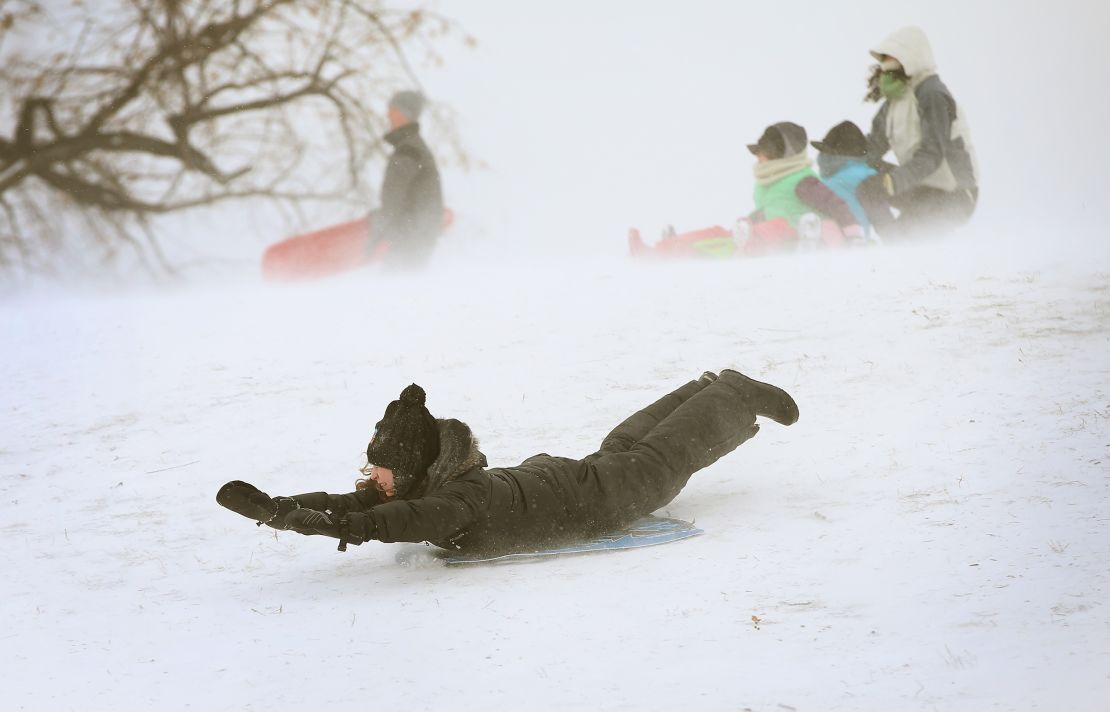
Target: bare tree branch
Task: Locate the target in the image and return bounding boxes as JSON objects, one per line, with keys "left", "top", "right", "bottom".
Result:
{"left": 0, "top": 0, "right": 473, "bottom": 277}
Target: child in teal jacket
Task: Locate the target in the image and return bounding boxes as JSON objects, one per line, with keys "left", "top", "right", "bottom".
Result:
{"left": 812, "top": 121, "right": 879, "bottom": 241}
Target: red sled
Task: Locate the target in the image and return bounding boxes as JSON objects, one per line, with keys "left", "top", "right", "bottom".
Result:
{"left": 628, "top": 216, "right": 848, "bottom": 260}
{"left": 262, "top": 209, "right": 454, "bottom": 282}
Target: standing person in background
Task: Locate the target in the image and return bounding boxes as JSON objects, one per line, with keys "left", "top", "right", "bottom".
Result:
{"left": 812, "top": 121, "right": 879, "bottom": 243}
{"left": 372, "top": 90, "right": 444, "bottom": 268}
{"left": 859, "top": 26, "right": 979, "bottom": 239}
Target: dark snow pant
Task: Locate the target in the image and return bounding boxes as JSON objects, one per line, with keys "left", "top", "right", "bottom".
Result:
{"left": 381, "top": 232, "right": 439, "bottom": 270}
{"left": 366, "top": 210, "right": 440, "bottom": 270}
{"left": 581, "top": 376, "right": 759, "bottom": 523}
{"left": 859, "top": 182, "right": 977, "bottom": 240}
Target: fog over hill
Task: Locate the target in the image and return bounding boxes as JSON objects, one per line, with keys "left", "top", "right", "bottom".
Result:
{"left": 3, "top": 3, "right": 1108, "bottom": 711}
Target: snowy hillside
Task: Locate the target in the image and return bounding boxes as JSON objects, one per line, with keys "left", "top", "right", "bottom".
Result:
{"left": 4, "top": 231, "right": 1108, "bottom": 710}
{"left": 4, "top": 1, "right": 1110, "bottom": 710}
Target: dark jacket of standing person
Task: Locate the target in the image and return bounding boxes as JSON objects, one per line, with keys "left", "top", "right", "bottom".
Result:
{"left": 375, "top": 91, "right": 444, "bottom": 267}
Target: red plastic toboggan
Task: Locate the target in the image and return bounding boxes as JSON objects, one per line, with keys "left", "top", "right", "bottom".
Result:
{"left": 261, "top": 210, "right": 453, "bottom": 282}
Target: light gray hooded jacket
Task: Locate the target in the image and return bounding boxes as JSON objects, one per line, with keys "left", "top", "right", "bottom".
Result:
{"left": 867, "top": 26, "right": 979, "bottom": 196}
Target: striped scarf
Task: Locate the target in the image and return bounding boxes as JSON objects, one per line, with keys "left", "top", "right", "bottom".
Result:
{"left": 753, "top": 152, "right": 813, "bottom": 186}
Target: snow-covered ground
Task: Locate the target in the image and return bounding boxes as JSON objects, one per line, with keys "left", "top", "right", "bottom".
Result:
{"left": 4, "top": 1, "right": 1110, "bottom": 710}
{"left": 4, "top": 231, "right": 1108, "bottom": 710}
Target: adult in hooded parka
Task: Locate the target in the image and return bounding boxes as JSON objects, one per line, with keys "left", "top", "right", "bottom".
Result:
{"left": 217, "top": 371, "right": 799, "bottom": 556}
{"left": 858, "top": 26, "right": 979, "bottom": 239}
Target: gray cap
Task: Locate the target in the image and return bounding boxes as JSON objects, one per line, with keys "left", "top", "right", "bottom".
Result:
{"left": 747, "top": 122, "right": 808, "bottom": 159}
{"left": 389, "top": 90, "right": 426, "bottom": 121}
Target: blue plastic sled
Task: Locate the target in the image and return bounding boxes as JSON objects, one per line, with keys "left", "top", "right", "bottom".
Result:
{"left": 443, "top": 515, "right": 703, "bottom": 566}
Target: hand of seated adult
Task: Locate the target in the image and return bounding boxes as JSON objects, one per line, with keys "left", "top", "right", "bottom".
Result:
{"left": 882, "top": 173, "right": 894, "bottom": 196}
{"left": 858, "top": 174, "right": 894, "bottom": 199}
{"left": 866, "top": 157, "right": 899, "bottom": 175}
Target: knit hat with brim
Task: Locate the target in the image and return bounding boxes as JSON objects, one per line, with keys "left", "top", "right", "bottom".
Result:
{"left": 365, "top": 384, "right": 439, "bottom": 497}
{"left": 748, "top": 122, "right": 808, "bottom": 159}
{"left": 812, "top": 121, "right": 869, "bottom": 158}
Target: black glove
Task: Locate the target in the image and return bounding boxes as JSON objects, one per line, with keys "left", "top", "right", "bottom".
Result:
{"left": 216, "top": 480, "right": 278, "bottom": 524}
{"left": 284, "top": 508, "right": 336, "bottom": 535}
{"left": 285, "top": 509, "right": 368, "bottom": 552}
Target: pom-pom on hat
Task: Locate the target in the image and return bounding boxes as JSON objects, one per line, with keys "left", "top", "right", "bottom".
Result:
{"left": 365, "top": 384, "right": 440, "bottom": 497}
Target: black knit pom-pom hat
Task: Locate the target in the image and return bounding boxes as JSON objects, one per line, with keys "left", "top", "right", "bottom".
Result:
{"left": 365, "top": 384, "right": 440, "bottom": 497}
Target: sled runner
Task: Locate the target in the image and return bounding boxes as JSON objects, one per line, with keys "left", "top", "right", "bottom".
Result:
{"left": 628, "top": 214, "right": 851, "bottom": 260}
{"left": 262, "top": 209, "right": 454, "bottom": 282}
{"left": 442, "top": 515, "right": 703, "bottom": 566}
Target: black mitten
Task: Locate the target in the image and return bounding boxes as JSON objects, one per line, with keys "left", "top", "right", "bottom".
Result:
{"left": 285, "top": 509, "right": 369, "bottom": 552}
{"left": 216, "top": 480, "right": 278, "bottom": 523}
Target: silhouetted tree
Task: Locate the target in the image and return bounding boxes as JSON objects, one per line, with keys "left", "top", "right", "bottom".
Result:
{"left": 0, "top": 0, "right": 472, "bottom": 276}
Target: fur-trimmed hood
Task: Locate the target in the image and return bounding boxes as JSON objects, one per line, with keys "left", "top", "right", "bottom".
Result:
{"left": 411, "top": 418, "right": 486, "bottom": 498}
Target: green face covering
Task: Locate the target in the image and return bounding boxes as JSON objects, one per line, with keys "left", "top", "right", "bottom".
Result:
{"left": 879, "top": 72, "right": 908, "bottom": 100}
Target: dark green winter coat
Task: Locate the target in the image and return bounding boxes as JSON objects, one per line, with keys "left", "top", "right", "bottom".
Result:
{"left": 293, "top": 421, "right": 646, "bottom": 555}
{"left": 292, "top": 378, "right": 763, "bottom": 555}
{"left": 375, "top": 122, "right": 444, "bottom": 266}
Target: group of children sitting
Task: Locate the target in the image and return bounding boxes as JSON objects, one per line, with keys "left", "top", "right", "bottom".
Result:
{"left": 629, "top": 118, "right": 883, "bottom": 259}
{"left": 743, "top": 119, "right": 878, "bottom": 251}
{"left": 629, "top": 26, "right": 978, "bottom": 258}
